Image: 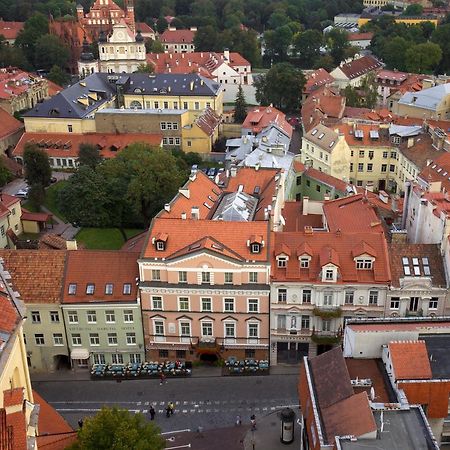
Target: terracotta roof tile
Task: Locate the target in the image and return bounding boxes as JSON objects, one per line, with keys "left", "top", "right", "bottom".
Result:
{"left": 242, "top": 106, "right": 293, "bottom": 137}
{"left": 160, "top": 28, "right": 195, "bottom": 44}
{"left": 338, "top": 55, "right": 382, "bottom": 80}
{"left": 418, "top": 152, "right": 450, "bottom": 192}
{"left": 62, "top": 250, "right": 139, "bottom": 303}
{"left": 143, "top": 218, "right": 269, "bottom": 262}
{"left": 400, "top": 133, "right": 445, "bottom": 171}
{"left": 13, "top": 132, "right": 162, "bottom": 159}
{"left": 3, "top": 388, "right": 24, "bottom": 408}
{"left": 347, "top": 32, "right": 373, "bottom": 41}
{"left": 389, "top": 243, "right": 446, "bottom": 288}
{"left": 0, "top": 250, "right": 67, "bottom": 304}
{"left": 0, "top": 108, "right": 23, "bottom": 139}
{"left": 305, "top": 167, "right": 350, "bottom": 193}
{"left": 272, "top": 230, "right": 390, "bottom": 284}
{"left": 389, "top": 340, "right": 432, "bottom": 380}
{"left": 34, "top": 390, "right": 77, "bottom": 450}
{"left": 5, "top": 410, "right": 27, "bottom": 450}
{"left": 304, "top": 68, "right": 335, "bottom": 95}
{"left": 0, "top": 293, "right": 20, "bottom": 335}
{"left": 195, "top": 106, "right": 221, "bottom": 136}
{"left": 0, "top": 21, "right": 24, "bottom": 40}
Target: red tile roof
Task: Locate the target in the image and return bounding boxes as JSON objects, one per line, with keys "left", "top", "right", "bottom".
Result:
{"left": 271, "top": 230, "right": 390, "bottom": 284}
{"left": 347, "top": 32, "right": 374, "bottom": 41}
{"left": 46, "top": 80, "right": 63, "bottom": 97}
{"left": 305, "top": 167, "right": 350, "bottom": 193}
{"left": 418, "top": 152, "right": 450, "bottom": 192}
{"left": 136, "top": 22, "right": 155, "bottom": 34}
{"left": 0, "top": 250, "right": 67, "bottom": 304}
{"left": 0, "top": 291, "right": 20, "bottom": 335}
{"left": 147, "top": 51, "right": 250, "bottom": 78}
{"left": 144, "top": 218, "right": 269, "bottom": 262}
{"left": 304, "top": 68, "right": 335, "bottom": 95}
{"left": 34, "top": 390, "right": 77, "bottom": 450}
{"left": 282, "top": 201, "right": 324, "bottom": 232}
{"left": 0, "top": 68, "right": 45, "bottom": 101}
{"left": 3, "top": 388, "right": 24, "bottom": 408}
{"left": 195, "top": 107, "right": 221, "bottom": 136}
{"left": 389, "top": 340, "right": 432, "bottom": 380}
{"left": 337, "top": 55, "right": 382, "bottom": 80}
{"left": 0, "top": 107, "right": 23, "bottom": 139}
{"left": 160, "top": 28, "right": 195, "bottom": 44}
{"left": 21, "top": 209, "right": 51, "bottom": 222}
{"left": 62, "top": 250, "right": 139, "bottom": 303}
{"left": 336, "top": 123, "right": 391, "bottom": 147}
{"left": 323, "top": 194, "right": 384, "bottom": 233}
{"left": 13, "top": 132, "right": 162, "bottom": 159}
{"left": 400, "top": 133, "right": 445, "bottom": 170}
{"left": 242, "top": 106, "right": 293, "bottom": 137}
{"left": 376, "top": 69, "right": 408, "bottom": 83}
{"left": 0, "top": 21, "right": 24, "bottom": 40}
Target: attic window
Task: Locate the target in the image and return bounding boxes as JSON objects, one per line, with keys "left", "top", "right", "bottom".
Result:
{"left": 156, "top": 241, "right": 165, "bottom": 251}
{"left": 356, "top": 258, "right": 373, "bottom": 269}
{"left": 105, "top": 283, "right": 113, "bottom": 295}
{"left": 277, "top": 257, "right": 287, "bottom": 268}
{"left": 86, "top": 283, "right": 95, "bottom": 295}
{"left": 300, "top": 257, "right": 310, "bottom": 268}
{"left": 402, "top": 257, "right": 411, "bottom": 275}
{"left": 68, "top": 283, "right": 77, "bottom": 295}
{"left": 123, "top": 283, "right": 132, "bottom": 295}
{"left": 251, "top": 243, "right": 261, "bottom": 254}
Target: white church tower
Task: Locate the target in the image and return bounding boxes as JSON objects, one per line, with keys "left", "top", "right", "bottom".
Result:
{"left": 98, "top": 22, "right": 146, "bottom": 73}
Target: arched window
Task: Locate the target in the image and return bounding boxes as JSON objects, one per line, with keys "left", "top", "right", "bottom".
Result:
{"left": 129, "top": 100, "right": 142, "bottom": 109}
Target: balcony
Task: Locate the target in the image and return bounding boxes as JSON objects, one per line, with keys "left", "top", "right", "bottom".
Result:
{"left": 312, "top": 306, "right": 342, "bottom": 318}
{"left": 217, "top": 337, "right": 270, "bottom": 348}
{"left": 147, "top": 335, "right": 198, "bottom": 347}
{"left": 311, "top": 328, "right": 342, "bottom": 345}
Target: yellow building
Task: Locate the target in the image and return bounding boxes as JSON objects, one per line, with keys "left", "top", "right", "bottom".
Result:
{"left": 0, "top": 261, "right": 33, "bottom": 407}
{"left": 358, "top": 15, "right": 438, "bottom": 27}
{"left": 301, "top": 123, "right": 351, "bottom": 181}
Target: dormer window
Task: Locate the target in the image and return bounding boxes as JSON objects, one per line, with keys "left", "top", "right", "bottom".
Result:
{"left": 300, "top": 257, "right": 310, "bottom": 268}
{"left": 105, "top": 283, "right": 113, "bottom": 295}
{"left": 156, "top": 241, "right": 165, "bottom": 251}
{"left": 68, "top": 283, "right": 77, "bottom": 295}
{"left": 356, "top": 258, "right": 373, "bottom": 269}
{"left": 277, "top": 257, "right": 288, "bottom": 268}
{"left": 153, "top": 232, "right": 168, "bottom": 251}
{"left": 86, "top": 283, "right": 95, "bottom": 295}
{"left": 251, "top": 243, "right": 261, "bottom": 254}
{"left": 325, "top": 269, "right": 334, "bottom": 280}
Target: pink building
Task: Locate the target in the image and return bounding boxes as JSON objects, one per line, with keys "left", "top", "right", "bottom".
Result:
{"left": 139, "top": 168, "right": 284, "bottom": 362}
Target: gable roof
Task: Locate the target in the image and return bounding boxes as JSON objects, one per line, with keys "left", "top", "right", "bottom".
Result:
{"left": 272, "top": 230, "right": 391, "bottom": 284}
{"left": 303, "top": 68, "right": 335, "bottom": 95}
{"left": 336, "top": 55, "right": 382, "bottom": 80}
{"left": 143, "top": 218, "right": 269, "bottom": 262}
{"left": 419, "top": 152, "right": 450, "bottom": 192}
{"left": 389, "top": 340, "right": 432, "bottom": 380}
{"left": 0, "top": 20, "right": 24, "bottom": 40}
{"left": 13, "top": 132, "right": 162, "bottom": 159}
{"left": 305, "top": 167, "right": 350, "bottom": 193}
{"left": 62, "top": 250, "right": 139, "bottom": 303}
{"left": 160, "top": 28, "right": 195, "bottom": 44}
{"left": 242, "top": 106, "right": 293, "bottom": 137}
{"left": 0, "top": 250, "right": 67, "bottom": 304}
{"left": 303, "top": 123, "right": 339, "bottom": 152}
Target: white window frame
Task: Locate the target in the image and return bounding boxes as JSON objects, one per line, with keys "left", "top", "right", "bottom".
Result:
{"left": 356, "top": 258, "right": 373, "bottom": 269}
{"left": 429, "top": 297, "right": 438, "bottom": 310}
{"left": 224, "top": 272, "right": 233, "bottom": 284}
{"left": 68, "top": 311, "right": 78, "bottom": 324}
{"left": 123, "top": 283, "right": 132, "bottom": 295}
{"left": 107, "top": 333, "right": 118, "bottom": 346}
{"left": 300, "top": 258, "right": 310, "bottom": 268}
{"left": 35, "top": 334, "right": 45, "bottom": 345}
{"left": 277, "top": 257, "right": 288, "bottom": 268}
{"left": 89, "top": 333, "right": 100, "bottom": 346}
{"left": 126, "top": 332, "right": 136, "bottom": 345}
{"left": 201, "top": 297, "right": 212, "bottom": 312}
{"left": 152, "top": 296, "right": 163, "bottom": 310}
{"left": 201, "top": 320, "right": 213, "bottom": 337}
{"left": 178, "top": 296, "right": 190, "bottom": 311}
{"left": 105, "top": 310, "right": 116, "bottom": 323}
{"left": 247, "top": 298, "right": 259, "bottom": 313}
{"left": 72, "top": 333, "right": 82, "bottom": 346}
{"left": 53, "top": 333, "right": 64, "bottom": 346}
{"left": 178, "top": 271, "right": 187, "bottom": 283}
{"left": 224, "top": 297, "right": 235, "bottom": 312}
{"left": 123, "top": 309, "right": 134, "bottom": 323}
{"left": 31, "top": 311, "right": 41, "bottom": 323}
{"left": 50, "top": 311, "right": 60, "bottom": 323}
{"left": 224, "top": 321, "right": 236, "bottom": 343}
{"left": 248, "top": 322, "right": 259, "bottom": 342}
{"left": 112, "top": 353, "right": 123, "bottom": 364}
{"left": 87, "top": 310, "right": 97, "bottom": 324}
{"left": 390, "top": 298, "right": 400, "bottom": 310}
{"left": 93, "top": 353, "right": 105, "bottom": 365}
{"left": 152, "top": 269, "right": 161, "bottom": 281}
{"left": 153, "top": 319, "right": 165, "bottom": 338}
{"left": 249, "top": 272, "right": 258, "bottom": 283}
{"left": 369, "top": 290, "right": 379, "bottom": 305}
{"left": 105, "top": 283, "right": 113, "bottom": 295}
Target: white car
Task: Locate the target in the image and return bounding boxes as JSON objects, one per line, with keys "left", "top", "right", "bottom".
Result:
{"left": 16, "top": 187, "right": 30, "bottom": 199}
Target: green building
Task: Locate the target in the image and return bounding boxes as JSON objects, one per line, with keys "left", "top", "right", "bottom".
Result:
{"left": 62, "top": 250, "right": 144, "bottom": 369}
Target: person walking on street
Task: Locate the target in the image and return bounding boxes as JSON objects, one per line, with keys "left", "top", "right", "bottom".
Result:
{"left": 160, "top": 372, "right": 166, "bottom": 385}
{"left": 166, "top": 404, "right": 171, "bottom": 418}
{"left": 236, "top": 414, "right": 242, "bottom": 426}
{"left": 149, "top": 406, "right": 155, "bottom": 420}
{"left": 168, "top": 401, "right": 174, "bottom": 415}
{"left": 250, "top": 414, "right": 256, "bottom": 431}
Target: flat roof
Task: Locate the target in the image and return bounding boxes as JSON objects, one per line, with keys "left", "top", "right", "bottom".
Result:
{"left": 338, "top": 408, "right": 438, "bottom": 450}
{"left": 347, "top": 318, "right": 450, "bottom": 333}
{"left": 420, "top": 335, "right": 450, "bottom": 379}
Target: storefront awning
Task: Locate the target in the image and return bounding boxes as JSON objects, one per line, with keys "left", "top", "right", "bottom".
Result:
{"left": 70, "top": 348, "right": 90, "bottom": 360}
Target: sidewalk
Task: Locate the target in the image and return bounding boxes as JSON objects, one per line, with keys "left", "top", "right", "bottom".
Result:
{"left": 31, "top": 364, "right": 299, "bottom": 383}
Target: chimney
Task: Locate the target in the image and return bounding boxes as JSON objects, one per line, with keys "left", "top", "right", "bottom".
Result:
{"left": 378, "top": 190, "right": 389, "bottom": 204}
{"left": 264, "top": 208, "right": 269, "bottom": 220}
{"left": 304, "top": 226, "right": 313, "bottom": 234}
{"left": 302, "top": 196, "right": 309, "bottom": 215}
{"left": 164, "top": 203, "right": 171, "bottom": 212}
{"left": 190, "top": 80, "right": 194, "bottom": 91}
{"left": 66, "top": 240, "right": 78, "bottom": 250}
{"left": 407, "top": 137, "right": 414, "bottom": 148}
{"left": 156, "top": 54, "right": 159, "bottom": 60}
{"left": 224, "top": 48, "right": 230, "bottom": 61}
{"left": 230, "top": 166, "right": 237, "bottom": 177}
{"left": 191, "top": 206, "right": 200, "bottom": 219}
{"left": 190, "top": 26, "right": 197, "bottom": 31}
{"left": 181, "top": 212, "right": 187, "bottom": 219}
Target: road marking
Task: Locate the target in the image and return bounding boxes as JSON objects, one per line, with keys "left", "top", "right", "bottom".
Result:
{"left": 161, "top": 429, "right": 191, "bottom": 435}
{"left": 144, "top": 402, "right": 149, "bottom": 406}
{"left": 166, "top": 445, "right": 191, "bottom": 449}
{"left": 142, "top": 410, "right": 148, "bottom": 414}
{"left": 182, "top": 410, "right": 187, "bottom": 413}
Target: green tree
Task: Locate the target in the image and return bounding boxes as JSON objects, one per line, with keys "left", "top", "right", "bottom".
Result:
{"left": 381, "top": 36, "right": 411, "bottom": 71}
{"left": 293, "top": 30, "right": 323, "bottom": 68}
{"left": 156, "top": 16, "right": 168, "bottom": 34}
{"left": 233, "top": 85, "right": 247, "bottom": 123}
{"left": 0, "top": 157, "right": 11, "bottom": 187}
{"left": 312, "top": 54, "right": 334, "bottom": 72}
{"left": 47, "top": 65, "right": 69, "bottom": 86}
{"left": 432, "top": 23, "right": 450, "bottom": 72}
{"left": 193, "top": 25, "right": 219, "bottom": 51}
{"left": 15, "top": 12, "right": 49, "bottom": 64}
{"left": 28, "top": 183, "right": 46, "bottom": 210}
{"left": 264, "top": 25, "right": 293, "bottom": 62}
{"left": 78, "top": 143, "right": 102, "bottom": 170}
{"left": 68, "top": 407, "right": 165, "bottom": 450}
{"left": 135, "top": 63, "right": 155, "bottom": 73}
{"left": 23, "top": 144, "right": 52, "bottom": 187}
{"left": 405, "top": 41, "right": 442, "bottom": 73}
{"left": 343, "top": 85, "right": 361, "bottom": 107}
{"left": 145, "top": 38, "right": 165, "bottom": 53}
{"left": 327, "top": 28, "right": 350, "bottom": 65}
{"left": 403, "top": 3, "right": 423, "bottom": 16}
{"left": 360, "top": 72, "right": 379, "bottom": 109}
{"left": 254, "top": 62, "right": 306, "bottom": 112}
{"left": 34, "top": 34, "right": 70, "bottom": 71}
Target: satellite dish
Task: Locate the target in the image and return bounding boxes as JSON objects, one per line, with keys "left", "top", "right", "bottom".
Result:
{"left": 370, "top": 387, "right": 375, "bottom": 401}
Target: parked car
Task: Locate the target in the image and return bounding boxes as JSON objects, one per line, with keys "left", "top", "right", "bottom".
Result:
{"left": 50, "top": 176, "right": 57, "bottom": 184}
{"left": 207, "top": 168, "right": 216, "bottom": 178}
{"left": 16, "top": 187, "right": 29, "bottom": 199}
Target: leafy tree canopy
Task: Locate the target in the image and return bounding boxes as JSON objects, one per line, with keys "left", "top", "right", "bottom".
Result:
{"left": 23, "top": 143, "right": 52, "bottom": 187}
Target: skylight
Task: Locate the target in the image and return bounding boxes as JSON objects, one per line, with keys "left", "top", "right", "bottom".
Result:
{"left": 311, "top": 129, "right": 318, "bottom": 136}
{"left": 318, "top": 133, "right": 325, "bottom": 140}
{"left": 403, "top": 265, "right": 411, "bottom": 275}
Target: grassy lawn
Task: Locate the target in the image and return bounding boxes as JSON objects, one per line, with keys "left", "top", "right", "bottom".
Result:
{"left": 21, "top": 201, "right": 39, "bottom": 212}
{"left": 43, "top": 181, "right": 69, "bottom": 223}
{"left": 76, "top": 228, "right": 145, "bottom": 250}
